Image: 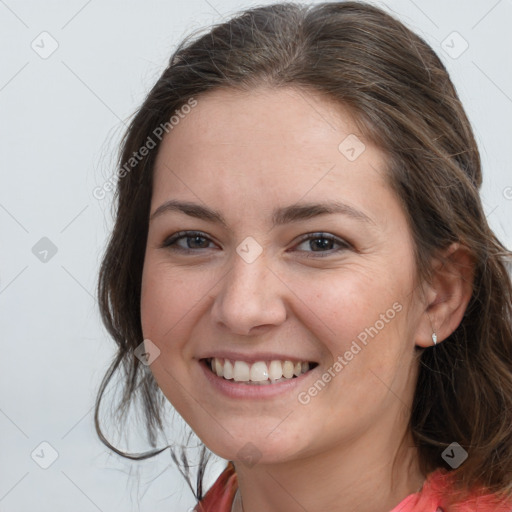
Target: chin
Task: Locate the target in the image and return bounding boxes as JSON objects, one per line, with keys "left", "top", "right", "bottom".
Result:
{"left": 195, "top": 428, "right": 306, "bottom": 467}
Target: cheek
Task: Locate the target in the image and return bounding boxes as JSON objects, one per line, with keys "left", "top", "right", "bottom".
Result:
{"left": 140, "top": 254, "right": 408, "bottom": 358}
{"left": 139, "top": 259, "right": 208, "bottom": 416}
{"left": 294, "top": 266, "right": 411, "bottom": 413}
{"left": 294, "top": 265, "right": 402, "bottom": 345}
{"left": 140, "top": 259, "right": 200, "bottom": 353}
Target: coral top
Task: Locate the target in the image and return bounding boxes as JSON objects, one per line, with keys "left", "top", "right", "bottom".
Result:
{"left": 193, "top": 462, "right": 512, "bottom": 512}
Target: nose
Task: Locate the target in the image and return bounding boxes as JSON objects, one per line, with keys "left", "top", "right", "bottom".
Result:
{"left": 210, "top": 249, "right": 287, "bottom": 336}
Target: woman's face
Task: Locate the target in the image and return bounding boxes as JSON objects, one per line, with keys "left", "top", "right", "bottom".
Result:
{"left": 141, "top": 86, "right": 427, "bottom": 464}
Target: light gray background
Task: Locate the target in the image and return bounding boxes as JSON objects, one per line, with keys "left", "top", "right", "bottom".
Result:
{"left": 1, "top": 0, "right": 511, "bottom": 511}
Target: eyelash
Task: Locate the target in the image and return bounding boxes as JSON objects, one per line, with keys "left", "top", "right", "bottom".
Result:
{"left": 160, "top": 230, "right": 351, "bottom": 258}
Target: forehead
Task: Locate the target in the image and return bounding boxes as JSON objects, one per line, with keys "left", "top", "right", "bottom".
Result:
{"left": 151, "top": 86, "right": 395, "bottom": 227}
{"left": 158, "top": 86, "right": 364, "bottom": 155}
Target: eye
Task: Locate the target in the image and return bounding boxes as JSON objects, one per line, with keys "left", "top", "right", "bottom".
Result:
{"left": 161, "top": 231, "right": 216, "bottom": 253}
{"left": 160, "top": 230, "right": 351, "bottom": 257}
{"left": 293, "top": 232, "right": 351, "bottom": 258}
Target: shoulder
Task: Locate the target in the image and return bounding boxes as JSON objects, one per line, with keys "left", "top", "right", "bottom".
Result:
{"left": 394, "top": 468, "right": 512, "bottom": 512}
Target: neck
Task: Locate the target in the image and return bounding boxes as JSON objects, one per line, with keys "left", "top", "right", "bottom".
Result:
{"left": 232, "top": 428, "right": 425, "bottom": 512}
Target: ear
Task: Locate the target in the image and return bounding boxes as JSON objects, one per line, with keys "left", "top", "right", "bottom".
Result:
{"left": 415, "top": 242, "right": 475, "bottom": 348}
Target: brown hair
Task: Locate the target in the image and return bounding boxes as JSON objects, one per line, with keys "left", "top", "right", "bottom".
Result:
{"left": 94, "top": 0, "right": 512, "bottom": 505}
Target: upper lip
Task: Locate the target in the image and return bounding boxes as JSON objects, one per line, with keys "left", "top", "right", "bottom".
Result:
{"left": 198, "top": 351, "right": 319, "bottom": 364}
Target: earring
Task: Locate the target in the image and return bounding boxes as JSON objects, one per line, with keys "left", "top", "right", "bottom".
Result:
{"left": 432, "top": 332, "right": 437, "bottom": 345}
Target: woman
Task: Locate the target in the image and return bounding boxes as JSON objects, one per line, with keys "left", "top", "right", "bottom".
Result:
{"left": 94, "top": 2, "right": 512, "bottom": 511}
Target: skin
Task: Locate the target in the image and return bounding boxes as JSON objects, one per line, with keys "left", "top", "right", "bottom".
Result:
{"left": 140, "top": 86, "right": 474, "bottom": 512}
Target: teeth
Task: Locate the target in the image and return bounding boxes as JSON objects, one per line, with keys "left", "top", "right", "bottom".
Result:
{"left": 223, "top": 360, "right": 233, "bottom": 379}
{"left": 282, "top": 360, "right": 294, "bottom": 379}
{"left": 214, "top": 358, "right": 224, "bottom": 377}
{"left": 250, "top": 361, "right": 269, "bottom": 381}
{"left": 209, "top": 358, "right": 313, "bottom": 383}
{"left": 268, "top": 360, "right": 283, "bottom": 380}
{"left": 233, "top": 361, "right": 250, "bottom": 381}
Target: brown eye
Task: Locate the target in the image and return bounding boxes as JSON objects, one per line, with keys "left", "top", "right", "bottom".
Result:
{"left": 294, "top": 233, "right": 351, "bottom": 258}
{"left": 161, "top": 231, "right": 216, "bottom": 253}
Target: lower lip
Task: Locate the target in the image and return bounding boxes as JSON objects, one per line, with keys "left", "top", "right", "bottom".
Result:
{"left": 199, "top": 359, "right": 317, "bottom": 399}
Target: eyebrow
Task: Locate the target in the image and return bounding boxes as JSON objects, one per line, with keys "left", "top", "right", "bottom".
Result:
{"left": 150, "top": 199, "right": 375, "bottom": 228}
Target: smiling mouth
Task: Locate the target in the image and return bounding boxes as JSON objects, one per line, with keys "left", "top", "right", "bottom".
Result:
{"left": 202, "top": 357, "right": 319, "bottom": 385}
